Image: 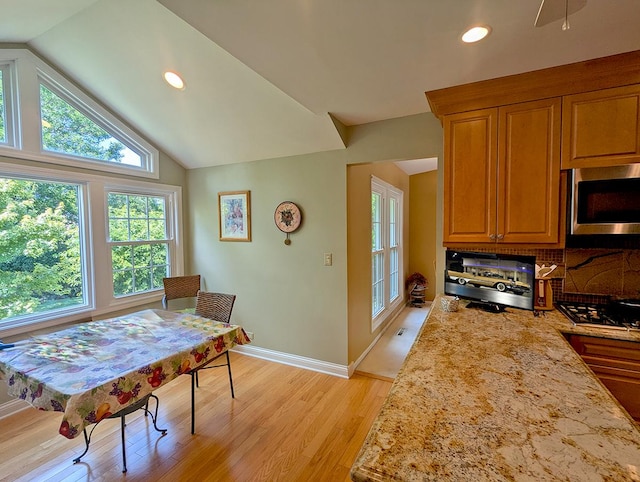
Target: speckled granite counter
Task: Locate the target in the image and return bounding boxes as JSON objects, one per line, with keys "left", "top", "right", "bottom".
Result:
{"left": 351, "top": 296, "right": 640, "bottom": 481}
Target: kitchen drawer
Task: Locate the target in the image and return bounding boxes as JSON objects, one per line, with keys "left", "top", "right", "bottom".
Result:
{"left": 568, "top": 334, "right": 640, "bottom": 367}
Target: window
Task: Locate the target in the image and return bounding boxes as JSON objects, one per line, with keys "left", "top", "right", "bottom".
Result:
{"left": 0, "top": 62, "right": 15, "bottom": 148}
{"left": 389, "top": 196, "right": 400, "bottom": 301}
{"left": 0, "top": 67, "right": 5, "bottom": 144}
{"left": 0, "top": 162, "right": 182, "bottom": 336}
{"left": 0, "top": 49, "right": 180, "bottom": 335}
{"left": 0, "top": 49, "right": 158, "bottom": 178}
{"left": 371, "top": 190, "right": 384, "bottom": 316}
{"left": 0, "top": 176, "right": 87, "bottom": 324}
{"left": 371, "top": 177, "right": 403, "bottom": 330}
{"left": 40, "top": 83, "right": 143, "bottom": 168}
{"left": 108, "top": 192, "right": 169, "bottom": 297}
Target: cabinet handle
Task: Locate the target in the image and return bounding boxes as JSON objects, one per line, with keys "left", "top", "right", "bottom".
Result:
{"left": 489, "top": 234, "right": 497, "bottom": 240}
{"left": 497, "top": 234, "right": 504, "bottom": 240}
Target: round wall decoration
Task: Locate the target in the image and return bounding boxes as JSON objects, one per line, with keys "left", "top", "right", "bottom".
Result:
{"left": 274, "top": 201, "right": 302, "bottom": 244}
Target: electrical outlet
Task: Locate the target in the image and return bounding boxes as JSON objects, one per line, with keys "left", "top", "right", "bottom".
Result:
{"left": 323, "top": 253, "right": 332, "bottom": 266}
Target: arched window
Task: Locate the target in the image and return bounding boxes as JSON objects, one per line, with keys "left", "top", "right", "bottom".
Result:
{"left": 0, "top": 49, "right": 158, "bottom": 178}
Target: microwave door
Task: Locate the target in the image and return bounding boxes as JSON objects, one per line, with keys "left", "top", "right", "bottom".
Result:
{"left": 571, "top": 166, "right": 640, "bottom": 235}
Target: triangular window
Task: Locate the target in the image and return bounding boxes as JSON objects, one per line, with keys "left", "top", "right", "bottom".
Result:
{"left": 40, "top": 82, "right": 142, "bottom": 167}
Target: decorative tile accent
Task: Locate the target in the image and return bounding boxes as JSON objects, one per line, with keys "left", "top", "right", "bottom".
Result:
{"left": 623, "top": 250, "right": 640, "bottom": 299}
{"left": 447, "top": 246, "right": 639, "bottom": 302}
{"left": 564, "top": 249, "right": 623, "bottom": 295}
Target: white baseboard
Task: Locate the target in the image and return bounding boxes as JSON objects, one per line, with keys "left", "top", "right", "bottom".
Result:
{"left": 231, "top": 345, "right": 349, "bottom": 379}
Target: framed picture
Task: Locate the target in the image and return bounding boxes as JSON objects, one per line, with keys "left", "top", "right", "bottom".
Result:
{"left": 218, "top": 190, "right": 251, "bottom": 242}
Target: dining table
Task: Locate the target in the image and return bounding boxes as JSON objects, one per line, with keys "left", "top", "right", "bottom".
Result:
{"left": 0, "top": 308, "right": 251, "bottom": 471}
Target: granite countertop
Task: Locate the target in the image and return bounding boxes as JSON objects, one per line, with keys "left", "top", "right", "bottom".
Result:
{"left": 351, "top": 296, "right": 640, "bottom": 481}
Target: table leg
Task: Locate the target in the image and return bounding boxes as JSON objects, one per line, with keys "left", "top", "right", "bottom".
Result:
{"left": 73, "top": 429, "right": 91, "bottom": 465}
{"left": 71, "top": 393, "right": 167, "bottom": 472}
{"left": 120, "top": 414, "right": 127, "bottom": 473}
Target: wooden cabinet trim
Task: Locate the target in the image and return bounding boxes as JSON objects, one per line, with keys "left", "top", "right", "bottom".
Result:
{"left": 426, "top": 50, "right": 640, "bottom": 119}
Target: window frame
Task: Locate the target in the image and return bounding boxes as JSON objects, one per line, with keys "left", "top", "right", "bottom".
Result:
{"left": 38, "top": 73, "right": 152, "bottom": 175}
{"left": 371, "top": 176, "right": 404, "bottom": 332}
{"left": 0, "top": 61, "right": 17, "bottom": 148}
{"left": 0, "top": 48, "right": 159, "bottom": 179}
{"left": 0, "top": 171, "right": 92, "bottom": 333}
{"left": 371, "top": 189, "right": 384, "bottom": 318}
{"left": 105, "top": 189, "right": 174, "bottom": 299}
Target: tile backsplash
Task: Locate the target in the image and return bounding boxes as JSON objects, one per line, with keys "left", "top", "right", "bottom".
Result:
{"left": 448, "top": 246, "right": 640, "bottom": 304}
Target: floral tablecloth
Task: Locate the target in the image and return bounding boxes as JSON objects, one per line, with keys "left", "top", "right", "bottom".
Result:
{"left": 0, "top": 309, "right": 250, "bottom": 439}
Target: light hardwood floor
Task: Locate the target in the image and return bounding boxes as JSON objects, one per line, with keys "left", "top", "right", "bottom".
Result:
{"left": 0, "top": 353, "right": 391, "bottom": 482}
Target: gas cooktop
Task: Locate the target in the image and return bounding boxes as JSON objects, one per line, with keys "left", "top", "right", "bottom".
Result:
{"left": 555, "top": 301, "right": 640, "bottom": 331}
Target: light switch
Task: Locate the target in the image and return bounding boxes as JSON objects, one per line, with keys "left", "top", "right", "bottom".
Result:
{"left": 323, "top": 253, "right": 332, "bottom": 266}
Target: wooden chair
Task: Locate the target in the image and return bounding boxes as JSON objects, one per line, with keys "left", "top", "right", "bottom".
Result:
{"left": 190, "top": 291, "right": 237, "bottom": 434}
{"left": 162, "top": 275, "right": 201, "bottom": 310}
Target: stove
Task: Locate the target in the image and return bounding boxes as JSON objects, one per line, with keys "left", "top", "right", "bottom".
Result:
{"left": 556, "top": 301, "right": 640, "bottom": 331}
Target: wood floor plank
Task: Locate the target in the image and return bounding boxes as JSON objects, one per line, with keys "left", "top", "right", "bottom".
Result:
{"left": 0, "top": 353, "right": 391, "bottom": 481}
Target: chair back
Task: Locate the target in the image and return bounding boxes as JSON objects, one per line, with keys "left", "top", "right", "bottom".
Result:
{"left": 162, "top": 275, "right": 201, "bottom": 309}
{"left": 195, "top": 291, "right": 236, "bottom": 323}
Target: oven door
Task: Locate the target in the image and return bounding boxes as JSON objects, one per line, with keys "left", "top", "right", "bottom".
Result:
{"left": 571, "top": 164, "right": 640, "bottom": 235}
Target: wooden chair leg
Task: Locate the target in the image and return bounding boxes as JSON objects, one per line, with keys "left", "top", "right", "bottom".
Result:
{"left": 191, "top": 370, "right": 196, "bottom": 435}
{"left": 226, "top": 351, "right": 235, "bottom": 398}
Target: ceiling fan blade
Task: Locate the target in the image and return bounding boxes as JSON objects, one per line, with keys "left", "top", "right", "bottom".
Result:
{"left": 535, "top": 0, "right": 587, "bottom": 27}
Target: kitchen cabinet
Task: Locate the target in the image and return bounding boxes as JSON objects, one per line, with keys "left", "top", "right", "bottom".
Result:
{"left": 443, "top": 98, "right": 561, "bottom": 245}
{"left": 562, "top": 84, "right": 640, "bottom": 169}
{"left": 566, "top": 334, "right": 640, "bottom": 422}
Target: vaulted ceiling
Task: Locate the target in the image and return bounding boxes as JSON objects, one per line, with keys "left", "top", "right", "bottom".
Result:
{"left": 2, "top": 0, "right": 639, "bottom": 169}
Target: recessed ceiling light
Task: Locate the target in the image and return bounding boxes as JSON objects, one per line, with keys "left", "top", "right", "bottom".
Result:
{"left": 461, "top": 26, "right": 491, "bottom": 43}
{"left": 163, "top": 71, "right": 185, "bottom": 90}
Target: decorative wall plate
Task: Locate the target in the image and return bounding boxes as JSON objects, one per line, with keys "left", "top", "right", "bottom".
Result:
{"left": 274, "top": 201, "right": 302, "bottom": 244}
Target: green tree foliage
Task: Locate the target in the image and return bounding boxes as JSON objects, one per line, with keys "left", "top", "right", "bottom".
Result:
{"left": 1, "top": 83, "right": 160, "bottom": 322}
{"left": 40, "top": 84, "right": 126, "bottom": 163}
{"left": 0, "top": 178, "right": 82, "bottom": 319}
{"left": 107, "top": 193, "right": 168, "bottom": 297}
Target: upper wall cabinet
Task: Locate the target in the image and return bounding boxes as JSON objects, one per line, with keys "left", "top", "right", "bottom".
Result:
{"left": 443, "top": 108, "right": 497, "bottom": 244}
{"left": 428, "top": 51, "right": 640, "bottom": 248}
{"left": 562, "top": 84, "right": 640, "bottom": 169}
{"left": 443, "top": 99, "right": 562, "bottom": 245}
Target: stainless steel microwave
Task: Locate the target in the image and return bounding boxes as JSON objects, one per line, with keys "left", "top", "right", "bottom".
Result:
{"left": 570, "top": 164, "right": 640, "bottom": 235}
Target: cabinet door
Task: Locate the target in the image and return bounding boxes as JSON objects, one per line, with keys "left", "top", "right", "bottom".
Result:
{"left": 498, "top": 99, "right": 561, "bottom": 244}
{"left": 562, "top": 84, "right": 640, "bottom": 169}
{"left": 568, "top": 335, "right": 640, "bottom": 422}
{"left": 443, "top": 109, "right": 498, "bottom": 243}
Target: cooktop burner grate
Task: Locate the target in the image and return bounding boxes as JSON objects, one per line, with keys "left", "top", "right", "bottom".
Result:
{"left": 555, "top": 301, "right": 640, "bottom": 331}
